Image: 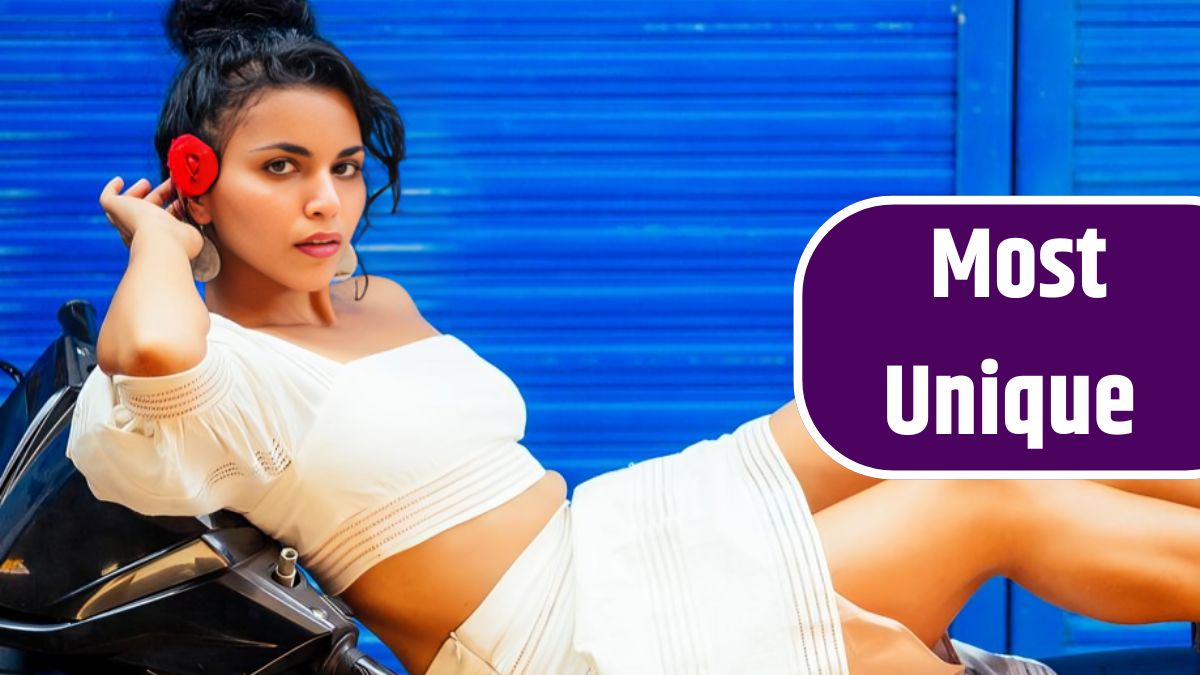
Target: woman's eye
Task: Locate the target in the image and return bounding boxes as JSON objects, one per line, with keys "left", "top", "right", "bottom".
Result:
{"left": 336, "top": 162, "right": 362, "bottom": 178}
{"left": 265, "top": 159, "right": 294, "bottom": 175}
{"left": 264, "top": 160, "right": 361, "bottom": 177}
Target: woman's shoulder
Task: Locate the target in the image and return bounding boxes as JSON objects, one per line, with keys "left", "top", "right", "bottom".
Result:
{"left": 357, "top": 274, "right": 417, "bottom": 304}
{"left": 336, "top": 274, "right": 424, "bottom": 321}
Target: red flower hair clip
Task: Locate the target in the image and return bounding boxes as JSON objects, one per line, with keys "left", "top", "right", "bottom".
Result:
{"left": 167, "top": 133, "right": 219, "bottom": 198}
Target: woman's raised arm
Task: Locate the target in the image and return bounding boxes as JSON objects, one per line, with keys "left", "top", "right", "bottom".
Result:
{"left": 95, "top": 175, "right": 209, "bottom": 377}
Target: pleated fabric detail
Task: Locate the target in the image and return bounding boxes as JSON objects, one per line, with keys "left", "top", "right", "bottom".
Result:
{"left": 303, "top": 447, "right": 546, "bottom": 595}
{"left": 569, "top": 414, "right": 850, "bottom": 674}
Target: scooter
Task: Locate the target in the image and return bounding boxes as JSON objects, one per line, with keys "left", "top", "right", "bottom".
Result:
{"left": 0, "top": 299, "right": 397, "bottom": 675}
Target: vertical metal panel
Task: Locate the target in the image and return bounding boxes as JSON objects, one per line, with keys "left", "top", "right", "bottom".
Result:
{"left": 948, "top": 0, "right": 1017, "bottom": 651}
{"left": 956, "top": 0, "right": 1016, "bottom": 195}
{"left": 0, "top": 0, "right": 960, "bottom": 488}
{"left": 1015, "top": 0, "right": 1076, "bottom": 195}
{"left": 1019, "top": 0, "right": 1200, "bottom": 197}
{"left": 0, "top": 1, "right": 983, "bottom": 670}
{"left": 1010, "top": 0, "right": 1196, "bottom": 658}
{"left": 1073, "top": 0, "right": 1200, "bottom": 194}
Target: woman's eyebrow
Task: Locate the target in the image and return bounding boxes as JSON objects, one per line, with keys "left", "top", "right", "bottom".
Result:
{"left": 250, "top": 142, "right": 364, "bottom": 158}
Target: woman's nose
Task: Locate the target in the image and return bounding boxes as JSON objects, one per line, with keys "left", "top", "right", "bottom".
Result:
{"left": 304, "top": 173, "right": 340, "bottom": 219}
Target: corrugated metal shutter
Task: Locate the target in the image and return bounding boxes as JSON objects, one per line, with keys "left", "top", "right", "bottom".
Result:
{"left": 0, "top": 0, "right": 964, "bottom": 483}
{"left": 0, "top": 2, "right": 967, "bottom": 669}
{"left": 1011, "top": 0, "right": 1199, "bottom": 658}
{"left": 0, "top": 0, "right": 1056, "bottom": 670}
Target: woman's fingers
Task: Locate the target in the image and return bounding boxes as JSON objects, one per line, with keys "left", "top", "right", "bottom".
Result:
{"left": 99, "top": 176, "right": 138, "bottom": 246}
{"left": 99, "top": 176, "right": 190, "bottom": 249}
{"left": 103, "top": 177, "right": 165, "bottom": 204}
{"left": 100, "top": 176, "right": 148, "bottom": 210}
{"left": 145, "top": 178, "right": 174, "bottom": 207}
{"left": 140, "top": 178, "right": 188, "bottom": 222}
{"left": 122, "top": 178, "right": 151, "bottom": 197}
{"left": 99, "top": 177, "right": 125, "bottom": 225}
{"left": 155, "top": 179, "right": 188, "bottom": 221}
{"left": 99, "top": 176, "right": 123, "bottom": 204}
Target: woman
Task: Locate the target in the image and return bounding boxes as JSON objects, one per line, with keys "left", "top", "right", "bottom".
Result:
{"left": 65, "top": 1, "right": 1200, "bottom": 674}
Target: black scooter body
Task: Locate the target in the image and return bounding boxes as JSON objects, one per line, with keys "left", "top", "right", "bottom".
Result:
{"left": 0, "top": 300, "right": 393, "bottom": 675}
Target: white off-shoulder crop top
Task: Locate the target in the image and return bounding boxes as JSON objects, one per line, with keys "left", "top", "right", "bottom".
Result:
{"left": 65, "top": 312, "right": 547, "bottom": 595}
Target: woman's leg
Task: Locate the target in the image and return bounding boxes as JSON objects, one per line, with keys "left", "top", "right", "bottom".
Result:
{"left": 769, "top": 400, "right": 1200, "bottom": 512}
{"left": 813, "top": 478, "right": 1200, "bottom": 648}
{"left": 1090, "top": 479, "right": 1200, "bottom": 511}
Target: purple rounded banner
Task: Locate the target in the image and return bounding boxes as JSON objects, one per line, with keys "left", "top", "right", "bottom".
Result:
{"left": 793, "top": 197, "right": 1200, "bottom": 477}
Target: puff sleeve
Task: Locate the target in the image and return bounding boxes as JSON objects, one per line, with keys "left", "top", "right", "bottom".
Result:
{"left": 65, "top": 337, "right": 300, "bottom": 517}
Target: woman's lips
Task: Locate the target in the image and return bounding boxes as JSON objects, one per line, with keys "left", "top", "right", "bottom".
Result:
{"left": 294, "top": 242, "right": 341, "bottom": 258}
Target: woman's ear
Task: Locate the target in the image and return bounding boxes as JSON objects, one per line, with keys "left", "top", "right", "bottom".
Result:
{"left": 186, "top": 195, "right": 213, "bottom": 226}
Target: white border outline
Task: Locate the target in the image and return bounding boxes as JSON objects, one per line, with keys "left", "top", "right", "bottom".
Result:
{"left": 792, "top": 195, "right": 1200, "bottom": 479}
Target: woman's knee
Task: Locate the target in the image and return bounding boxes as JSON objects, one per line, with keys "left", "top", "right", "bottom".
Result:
{"left": 927, "top": 478, "right": 1040, "bottom": 575}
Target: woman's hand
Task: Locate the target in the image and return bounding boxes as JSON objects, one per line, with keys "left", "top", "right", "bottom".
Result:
{"left": 99, "top": 176, "right": 203, "bottom": 259}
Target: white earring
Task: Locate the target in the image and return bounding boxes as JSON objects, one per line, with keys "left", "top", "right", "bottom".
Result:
{"left": 332, "top": 243, "right": 358, "bottom": 283}
{"left": 191, "top": 226, "right": 221, "bottom": 282}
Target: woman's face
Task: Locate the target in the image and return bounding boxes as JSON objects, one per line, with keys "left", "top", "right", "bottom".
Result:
{"left": 192, "top": 85, "right": 367, "bottom": 291}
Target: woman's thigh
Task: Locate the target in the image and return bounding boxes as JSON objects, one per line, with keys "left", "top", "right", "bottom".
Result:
{"left": 768, "top": 401, "right": 1200, "bottom": 515}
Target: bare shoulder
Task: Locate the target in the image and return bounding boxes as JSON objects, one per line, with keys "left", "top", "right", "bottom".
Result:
{"left": 341, "top": 274, "right": 424, "bottom": 322}
{"left": 360, "top": 274, "right": 417, "bottom": 306}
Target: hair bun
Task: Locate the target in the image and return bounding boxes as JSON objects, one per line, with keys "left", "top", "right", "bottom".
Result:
{"left": 165, "top": 0, "right": 317, "bottom": 56}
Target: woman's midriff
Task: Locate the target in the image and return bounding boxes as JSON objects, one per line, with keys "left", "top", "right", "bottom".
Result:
{"left": 337, "top": 469, "right": 568, "bottom": 675}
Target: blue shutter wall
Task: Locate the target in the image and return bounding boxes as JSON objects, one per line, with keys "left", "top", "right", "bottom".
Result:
{"left": 1009, "top": 0, "right": 1200, "bottom": 658}
{"left": 0, "top": 0, "right": 962, "bottom": 482}
{"left": 1, "top": 0, "right": 1194, "bottom": 666}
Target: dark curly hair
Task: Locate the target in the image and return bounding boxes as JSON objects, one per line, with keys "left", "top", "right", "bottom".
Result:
{"left": 155, "top": 0, "right": 407, "bottom": 300}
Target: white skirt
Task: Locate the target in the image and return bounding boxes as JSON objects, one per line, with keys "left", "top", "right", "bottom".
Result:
{"left": 426, "top": 414, "right": 1057, "bottom": 675}
{"left": 424, "top": 499, "right": 591, "bottom": 674}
